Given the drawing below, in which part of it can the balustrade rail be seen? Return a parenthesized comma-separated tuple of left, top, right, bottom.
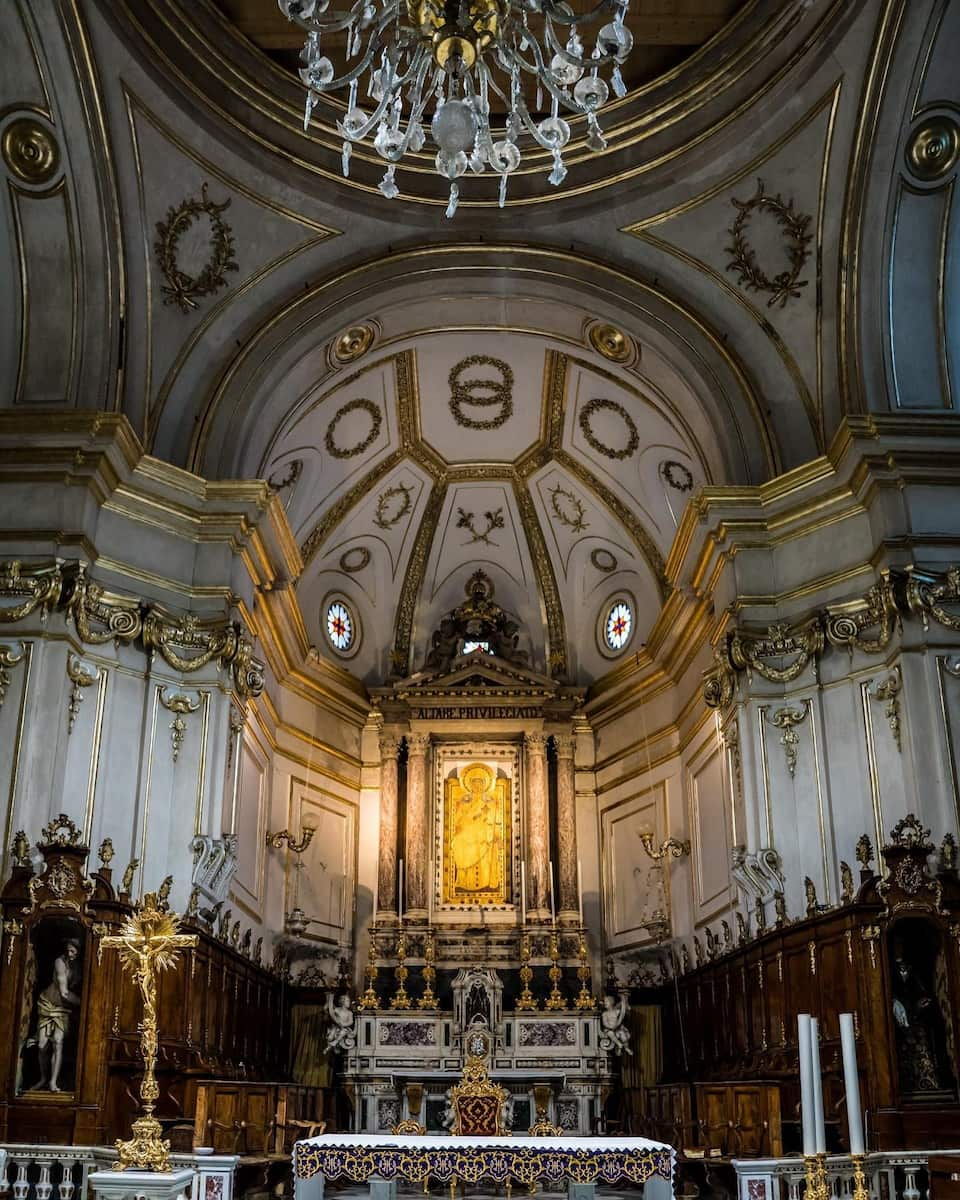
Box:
(731, 1151, 957, 1200)
(0, 1146, 238, 1200)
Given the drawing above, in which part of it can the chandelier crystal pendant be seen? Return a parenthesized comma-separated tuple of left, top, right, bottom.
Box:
(279, 0, 633, 216)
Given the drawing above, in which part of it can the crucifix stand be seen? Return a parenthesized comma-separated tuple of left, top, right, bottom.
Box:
(98, 892, 198, 1172)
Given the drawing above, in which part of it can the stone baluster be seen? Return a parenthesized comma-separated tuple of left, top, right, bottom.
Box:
(58, 1161, 77, 1200)
(12, 1160, 30, 1200)
(555, 732, 580, 924)
(405, 732, 431, 922)
(377, 732, 401, 921)
(524, 731, 550, 921)
(36, 1163, 53, 1200)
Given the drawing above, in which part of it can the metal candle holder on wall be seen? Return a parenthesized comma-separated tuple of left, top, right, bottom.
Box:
(516, 930, 538, 1010)
(265, 825, 317, 936)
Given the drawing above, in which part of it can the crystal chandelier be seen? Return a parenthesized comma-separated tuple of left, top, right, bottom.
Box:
(279, 0, 633, 216)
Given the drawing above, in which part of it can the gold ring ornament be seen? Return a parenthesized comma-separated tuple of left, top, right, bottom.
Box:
(2, 117, 59, 184)
(906, 115, 960, 183)
(324, 398, 383, 458)
(334, 323, 376, 363)
(588, 323, 633, 363)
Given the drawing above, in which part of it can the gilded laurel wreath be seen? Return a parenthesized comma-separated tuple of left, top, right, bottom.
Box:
(154, 183, 238, 313)
(325, 398, 383, 459)
(725, 179, 811, 308)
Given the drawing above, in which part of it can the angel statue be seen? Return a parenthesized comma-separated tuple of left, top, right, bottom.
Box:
(598, 992, 633, 1055)
(324, 992, 357, 1054)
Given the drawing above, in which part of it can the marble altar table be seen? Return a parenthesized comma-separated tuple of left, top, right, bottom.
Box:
(293, 1132, 674, 1200)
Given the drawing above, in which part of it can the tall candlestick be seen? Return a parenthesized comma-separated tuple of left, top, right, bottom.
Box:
(810, 1016, 826, 1153)
(520, 860, 527, 926)
(398, 858, 404, 923)
(548, 858, 556, 925)
(839, 1013, 865, 1154)
(428, 858, 434, 922)
(577, 858, 584, 925)
(798, 1014, 816, 1157)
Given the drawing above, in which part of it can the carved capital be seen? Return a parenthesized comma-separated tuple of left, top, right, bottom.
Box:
(407, 732, 430, 756)
(380, 732, 402, 760)
(524, 731, 548, 754)
(553, 733, 576, 760)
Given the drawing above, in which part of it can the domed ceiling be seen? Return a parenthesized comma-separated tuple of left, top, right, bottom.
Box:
(203, 287, 735, 688)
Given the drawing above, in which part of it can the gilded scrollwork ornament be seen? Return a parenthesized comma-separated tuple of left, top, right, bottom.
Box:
(768, 702, 810, 778)
(731, 619, 824, 684)
(0, 642, 25, 710)
(703, 639, 737, 709)
(0, 560, 62, 623)
(824, 573, 902, 655)
(10, 830, 31, 868)
(66, 654, 100, 735)
(159, 689, 201, 762)
(65, 564, 142, 646)
(870, 668, 903, 752)
(456, 506, 505, 546)
(906, 565, 960, 632)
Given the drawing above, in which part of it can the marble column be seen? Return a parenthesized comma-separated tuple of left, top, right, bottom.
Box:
(376, 732, 401, 921)
(404, 732, 430, 922)
(524, 731, 551, 922)
(555, 732, 580, 925)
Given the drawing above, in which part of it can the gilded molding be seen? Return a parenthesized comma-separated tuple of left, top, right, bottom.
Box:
(390, 481, 447, 675)
(514, 482, 568, 679)
(300, 450, 406, 563)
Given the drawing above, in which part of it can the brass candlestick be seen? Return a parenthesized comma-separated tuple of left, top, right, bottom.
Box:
(358, 925, 379, 1010)
(850, 1154, 868, 1200)
(516, 931, 538, 1010)
(391, 927, 412, 1009)
(99, 893, 198, 1170)
(817, 1153, 830, 1200)
(574, 931, 596, 1010)
(418, 928, 437, 1009)
(544, 929, 565, 1010)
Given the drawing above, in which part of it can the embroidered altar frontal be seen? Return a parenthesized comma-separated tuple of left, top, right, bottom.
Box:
(294, 1133, 674, 1188)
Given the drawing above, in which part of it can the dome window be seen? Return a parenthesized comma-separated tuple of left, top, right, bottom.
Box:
(602, 598, 633, 654)
(325, 599, 356, 653)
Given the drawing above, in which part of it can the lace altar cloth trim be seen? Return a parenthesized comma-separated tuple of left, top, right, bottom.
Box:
(293, 1134, 674, 1185)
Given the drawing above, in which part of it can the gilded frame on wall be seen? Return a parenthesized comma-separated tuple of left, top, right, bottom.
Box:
(443, 762, 511, 906)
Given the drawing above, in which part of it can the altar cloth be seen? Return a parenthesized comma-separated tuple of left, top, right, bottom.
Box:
(293, 1132, 674, 1188)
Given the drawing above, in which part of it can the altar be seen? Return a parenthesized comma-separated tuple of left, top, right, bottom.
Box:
(293, 1132, 675, 1200)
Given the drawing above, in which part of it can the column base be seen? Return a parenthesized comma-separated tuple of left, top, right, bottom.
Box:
(558, 909, 581, 926)
(377, 911, 399, 924)
(403, 908, 428, 923)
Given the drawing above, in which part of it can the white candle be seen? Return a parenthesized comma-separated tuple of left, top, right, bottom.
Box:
(520, 861, 527, 926)
(428, 858, 434, 921)
(577, 858, 584, 925)
(548, 859, 556, 924)
(798, 1014, 816, 1157)
(839, 1013, 865, 1154)
(398, 858, 404, 923)
(810, 1016, 827, 1153)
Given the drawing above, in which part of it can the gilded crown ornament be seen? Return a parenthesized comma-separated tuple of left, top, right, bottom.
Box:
(279, 0, 634, 216)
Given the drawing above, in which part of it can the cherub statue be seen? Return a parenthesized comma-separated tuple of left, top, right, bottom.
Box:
(325, 992, 357, 1053)
(598, 992, 633, 1055)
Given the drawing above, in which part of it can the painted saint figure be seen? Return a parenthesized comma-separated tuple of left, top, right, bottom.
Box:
(448, 764, 507, 900)
(33, 938, 82, 1091)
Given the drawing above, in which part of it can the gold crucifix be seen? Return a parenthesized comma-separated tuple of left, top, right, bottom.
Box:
(99, 892, 198, 1171)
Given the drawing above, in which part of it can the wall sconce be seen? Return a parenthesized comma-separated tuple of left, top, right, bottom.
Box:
(638, 832, 691, 861)
(265, 825, 319, 936)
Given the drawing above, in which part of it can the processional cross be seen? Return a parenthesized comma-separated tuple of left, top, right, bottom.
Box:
(99, 892, 198, 1171)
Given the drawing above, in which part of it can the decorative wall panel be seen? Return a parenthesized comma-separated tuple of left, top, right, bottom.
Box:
(232, 736, 267, 916)
(687, 744, 732, 922)
(601, 782, 667, 946)
(293, 776, 357, 943)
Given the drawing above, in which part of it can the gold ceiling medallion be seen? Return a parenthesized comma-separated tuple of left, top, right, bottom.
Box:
(267, 458, 303, 492)
(154, 183, 239, 313)
(725, 179, 811, 308)
(588, 323, 633, 364)
(456, 506, 505, 545)
(578, 397, 639, 461)
(325, 398, 384, 459)
(449, 356, 514, 430)
(549, 484, 589, 532)
(334, 323, 377, 364)
(2, 117, 60, 185)
(906, 115, 959, 183)
(660, 460, 694, 493)
(340, 546, 372, 573)
(589, 548, 617, 574)
(374, 482, 414, 529)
